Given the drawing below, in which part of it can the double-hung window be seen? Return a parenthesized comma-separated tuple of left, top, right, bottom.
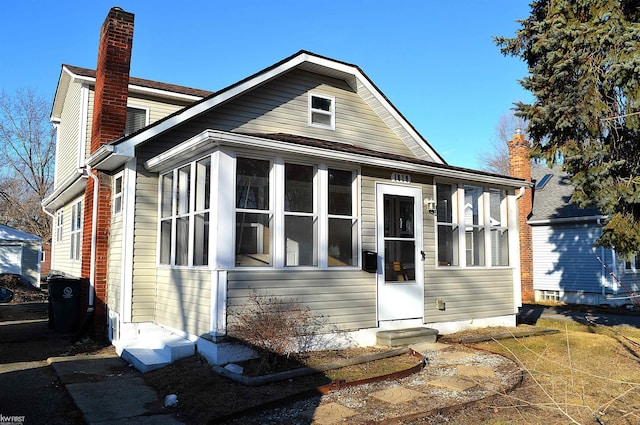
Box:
(113, 174, 123, 215)
(235, 157, 272, 267)
(624, 256, 640, 273)
(436, 183, 459, 266)
(70, 201, 82, 260)
(160, 156, 211, 266)
(55, 210, 64, 243)
(309, 94, 335, 129)
(489, 188, 509, 266)
(464, 185, 485, 267)
(285, 163, 317, 266)
(436, 183, 510, 268)
(125, 107, 148, 136)
(328, 168, 357, 266)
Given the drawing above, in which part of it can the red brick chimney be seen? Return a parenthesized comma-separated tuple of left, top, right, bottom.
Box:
(82, 7, 134, 339)
(508, 130, 534, 303)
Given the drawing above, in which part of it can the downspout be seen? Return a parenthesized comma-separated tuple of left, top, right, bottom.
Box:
(85, 165, 98, 309)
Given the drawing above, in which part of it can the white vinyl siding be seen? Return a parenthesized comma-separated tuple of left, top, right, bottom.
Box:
(108, 205, 123, 315)
(55, 82, 84, 183)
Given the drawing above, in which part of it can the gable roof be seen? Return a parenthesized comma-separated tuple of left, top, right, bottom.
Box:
(529, 165, 604, 224)
(51, 65, 214, 122)
(90, 50, 446, 168)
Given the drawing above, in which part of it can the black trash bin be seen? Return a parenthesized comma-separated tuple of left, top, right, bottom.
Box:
(48, 277, 83, 333)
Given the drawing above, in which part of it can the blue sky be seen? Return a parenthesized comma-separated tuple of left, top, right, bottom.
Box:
(1, 1, 533, 170)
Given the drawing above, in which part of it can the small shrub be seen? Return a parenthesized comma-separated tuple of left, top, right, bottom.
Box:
(228, 291, 325, 374)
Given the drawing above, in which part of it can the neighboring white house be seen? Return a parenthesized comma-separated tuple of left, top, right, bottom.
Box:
(0, 224, 42, 287)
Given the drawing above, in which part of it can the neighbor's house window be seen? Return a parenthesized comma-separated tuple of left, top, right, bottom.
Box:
(160, 156, 211, 266)
(624, 256, 640, 273)
(70, 201, 82, 260)
(285, 163, 317, 266)
(328, 168, 358, 266)
(436, 183, 510, 267)
(235, 157, 272, 267)
(113, 174, 123, 215)
(309, 93, 335, 129)
(125, 106, 148, 136)
(490, 188, 509, 266)
(436, 183, 459, 266)
(55, 210, 64, 243)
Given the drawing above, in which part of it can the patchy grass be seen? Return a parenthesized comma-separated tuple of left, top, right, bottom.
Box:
(404, 321, 640, 425)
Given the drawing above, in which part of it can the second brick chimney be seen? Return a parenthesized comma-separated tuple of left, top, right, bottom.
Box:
(82, 7, 135, 339)
(508, 130, 535, 303)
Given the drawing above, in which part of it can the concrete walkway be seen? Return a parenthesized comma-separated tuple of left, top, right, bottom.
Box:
(48, 354, 183, 425)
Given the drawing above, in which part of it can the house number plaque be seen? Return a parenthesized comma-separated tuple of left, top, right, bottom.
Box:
(391, 172, 411, 183)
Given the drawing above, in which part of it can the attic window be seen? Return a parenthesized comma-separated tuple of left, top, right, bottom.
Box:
(125, 107, 148, 136)
(309, 94, 335, 129)
(536, 174, 552, 190)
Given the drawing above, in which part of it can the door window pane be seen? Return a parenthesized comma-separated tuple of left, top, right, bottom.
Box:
(384, 240, 415, 282)
(384, 195, 414, 238)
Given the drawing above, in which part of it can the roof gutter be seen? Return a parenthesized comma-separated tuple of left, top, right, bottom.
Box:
(528, 215, 609, 225)
(144, 130, 527, 188)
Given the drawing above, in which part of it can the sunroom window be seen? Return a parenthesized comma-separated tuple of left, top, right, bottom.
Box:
(436, 183, 459, 266)
(159, 156, 211, 266)
(309, 94, 335, 129)
(436, 183, 510, 268)
(285, 163, 317, 266)
(489, 188, 509, 266)
(464, 185, 485, 267)
(235, 157, 272, 267)
(328, 169, 357, 266)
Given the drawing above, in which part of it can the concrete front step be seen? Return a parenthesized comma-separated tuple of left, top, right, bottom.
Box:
(376, 327, 438, 347)
(117, 324, 195, 373)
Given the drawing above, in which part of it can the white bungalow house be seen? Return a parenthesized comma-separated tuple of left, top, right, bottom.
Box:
(43, 7, 529, 371)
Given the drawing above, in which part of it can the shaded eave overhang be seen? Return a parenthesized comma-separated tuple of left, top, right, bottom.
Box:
(42, 169, 87, 210)
(109, 50, 446, 165)
(143, 130, 527, 189)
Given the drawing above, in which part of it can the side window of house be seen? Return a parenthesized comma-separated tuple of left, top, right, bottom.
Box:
(70, 201, 82, 260)
(328, 168, 357, 267)
(159, 156, 211, 266)
(624, 256, 640, 273)
(235, 157, 272, 267)
(125, 107, 147, 136)
(436, 183, 459, 266)
(113, 174, 123, 215)
(55, 210, 64, 243)
(285, 163, 317, 266)
(309, 93, 335, 129)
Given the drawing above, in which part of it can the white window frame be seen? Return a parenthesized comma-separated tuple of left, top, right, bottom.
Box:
(234, 154, 359, 269)
(159, 155, 212, 267)
(435, 182, 512, 269)
(55, 209, 64, 243)
(308, 93, 335, 130)
(113, 172, 124, 215)
(284, 162, 318, 267)
(70, 201, 82, 261)
(125, 105, 149, 136)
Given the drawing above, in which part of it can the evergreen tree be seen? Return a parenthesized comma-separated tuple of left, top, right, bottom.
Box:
(496, 0, 640, 255)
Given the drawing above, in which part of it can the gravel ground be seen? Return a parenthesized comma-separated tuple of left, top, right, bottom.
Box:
(224, 345, 522, 424)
